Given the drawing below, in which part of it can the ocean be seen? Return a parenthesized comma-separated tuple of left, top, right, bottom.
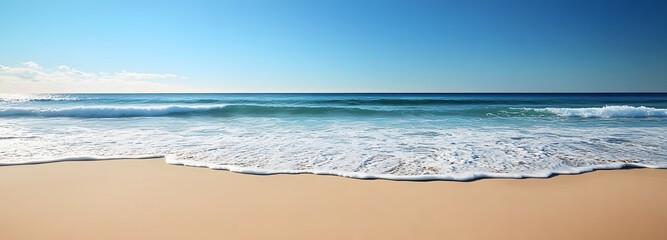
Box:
(1, 93, 666, 180)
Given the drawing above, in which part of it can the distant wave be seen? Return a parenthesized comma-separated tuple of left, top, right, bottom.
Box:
(535, 106, 667, 118)
(309, 98, 667, 106)
(1, 104, 666, 118)
(0, 105, 388, 118)
(0, 105, 218, 118)
(4, 94, 667, 108)
(55, 98, 546, 105)
(40, 98, 667, 106)
(296, 99, 544, 106)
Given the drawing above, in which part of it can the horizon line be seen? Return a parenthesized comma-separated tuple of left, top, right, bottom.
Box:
(6, 92, 667, 95)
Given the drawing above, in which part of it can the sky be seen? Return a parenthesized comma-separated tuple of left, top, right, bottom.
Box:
(1, 0, 666, 93)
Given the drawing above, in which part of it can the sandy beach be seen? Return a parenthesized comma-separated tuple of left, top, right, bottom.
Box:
(1, 158, 666, 240)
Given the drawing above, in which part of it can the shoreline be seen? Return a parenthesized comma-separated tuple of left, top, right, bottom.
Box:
(2, 155, 665, 181)
(2, 158, 666, 240)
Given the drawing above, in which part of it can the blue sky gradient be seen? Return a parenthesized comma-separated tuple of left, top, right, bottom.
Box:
(1, 0, 666, 92)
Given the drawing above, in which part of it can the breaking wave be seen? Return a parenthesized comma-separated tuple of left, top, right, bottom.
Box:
(1, 105, 666, 118)
(536, 105, 667, 118)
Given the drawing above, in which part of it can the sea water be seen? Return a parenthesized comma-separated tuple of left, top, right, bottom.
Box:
(1, 93, 666, 180)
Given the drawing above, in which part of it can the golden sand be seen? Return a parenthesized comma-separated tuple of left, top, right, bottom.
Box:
(1, 158, 666, 240)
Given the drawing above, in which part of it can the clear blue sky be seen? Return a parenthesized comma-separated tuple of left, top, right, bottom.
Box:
(1, 0, 666, 93)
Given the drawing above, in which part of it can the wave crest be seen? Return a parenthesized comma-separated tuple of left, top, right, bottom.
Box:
(538, 106, 667, 118)
(0, 105, 218, 117)
(2, 104, 666, 118)
(0, 105, 386, 118)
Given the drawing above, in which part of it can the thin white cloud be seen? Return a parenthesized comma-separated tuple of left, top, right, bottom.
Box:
(0, 61, 190, 93)
(113, 70, 179, 80)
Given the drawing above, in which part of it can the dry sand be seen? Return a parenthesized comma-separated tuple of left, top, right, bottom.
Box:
(1, 158, 666, 240)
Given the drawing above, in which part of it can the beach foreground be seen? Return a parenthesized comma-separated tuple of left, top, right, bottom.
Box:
(1, 159, 666, 240)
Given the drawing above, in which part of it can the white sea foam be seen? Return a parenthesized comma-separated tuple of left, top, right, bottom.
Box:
(539, 105, 667, 118)
(0, 152, 664, 181)
(1, 116, 666, 181)
(167, 157, 666, 181)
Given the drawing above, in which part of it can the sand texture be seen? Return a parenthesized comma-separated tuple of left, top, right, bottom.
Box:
(1, 158, 666, 240)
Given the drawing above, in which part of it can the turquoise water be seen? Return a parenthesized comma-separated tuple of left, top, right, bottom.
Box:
(1, 93, 666, 180)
